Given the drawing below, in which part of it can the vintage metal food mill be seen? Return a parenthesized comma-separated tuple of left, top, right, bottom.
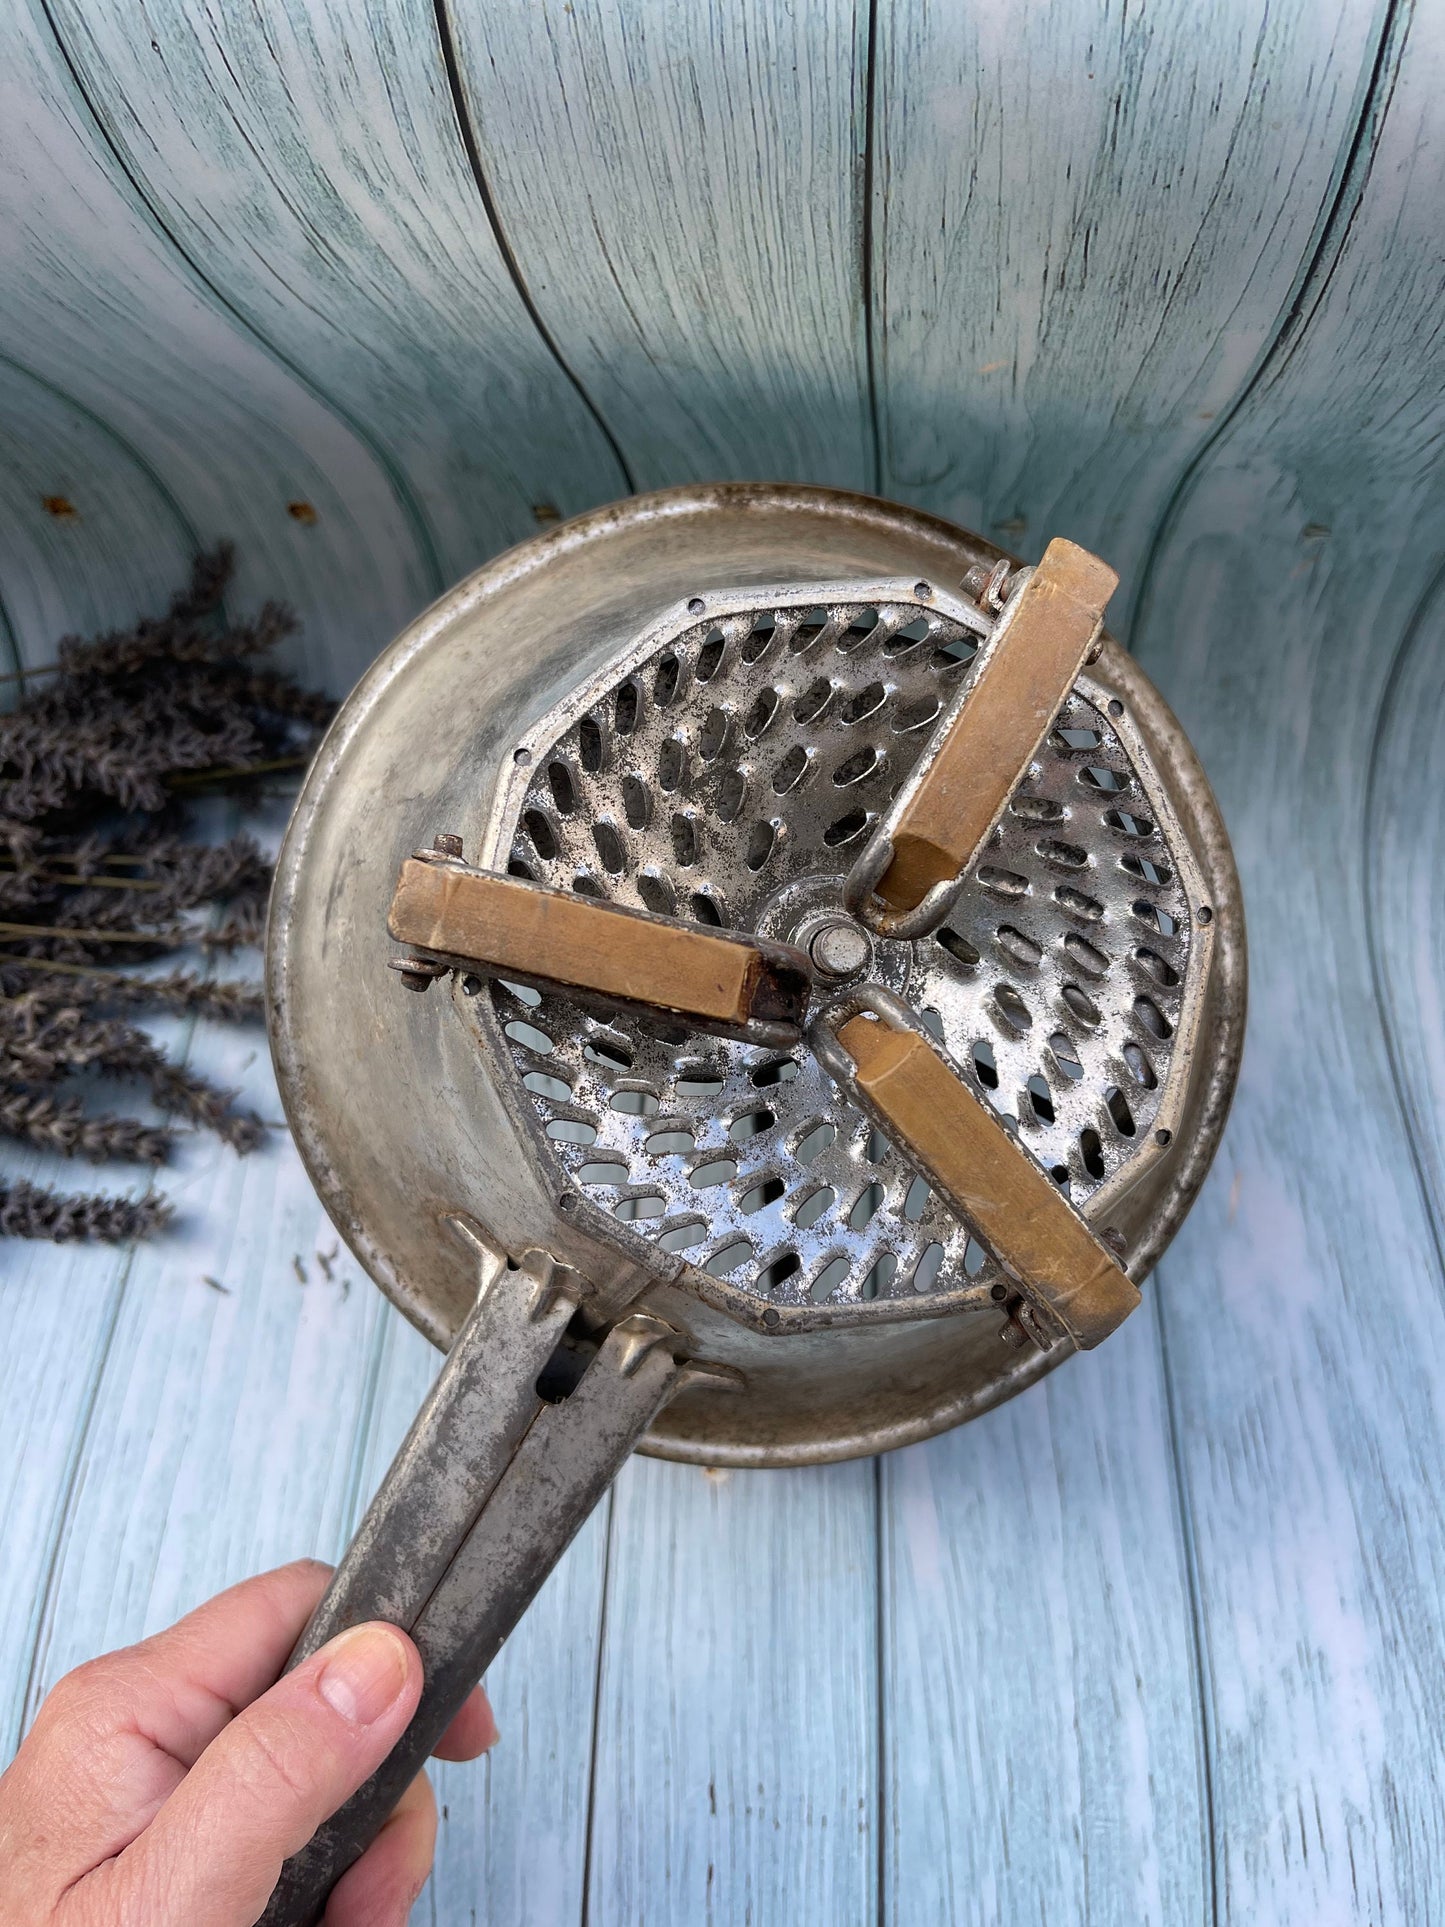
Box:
(262, 485, 1245, 1920)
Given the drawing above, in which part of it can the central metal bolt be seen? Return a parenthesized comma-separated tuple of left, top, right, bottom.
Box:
(809, 918, 872, 982)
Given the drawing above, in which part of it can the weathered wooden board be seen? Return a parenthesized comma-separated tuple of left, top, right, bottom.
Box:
(40, 0, 632, 600)
(1123, 3, 1445, 1913)
(0, 0, 432, 689)
(871, 0, 1390, 616)
(441, 0, 875, 491)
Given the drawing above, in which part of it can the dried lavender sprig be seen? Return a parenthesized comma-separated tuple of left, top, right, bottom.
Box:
(0, 1086, 172, 1164)
(0, 962, 265, 1023)
(0, 1177, 173, 1243)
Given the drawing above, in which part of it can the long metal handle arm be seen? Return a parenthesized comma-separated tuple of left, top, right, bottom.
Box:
(258, 1294, 695, 1927)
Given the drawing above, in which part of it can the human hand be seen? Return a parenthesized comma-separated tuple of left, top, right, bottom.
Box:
(0, 1559, 496, 1927)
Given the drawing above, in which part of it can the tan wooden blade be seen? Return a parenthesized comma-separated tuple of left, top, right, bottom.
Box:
(873, 537, 1118, 913)
(834, 1009, 1139, 1349)
(388, 858, 811, 1039)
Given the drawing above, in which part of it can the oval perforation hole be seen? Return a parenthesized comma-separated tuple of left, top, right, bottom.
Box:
(837, 607, 881, 652)
(1063, 933, 1109, 977)
(610, 1088, 660, 1117)
(715, 766, 747, 822)
(1134, 994, 1173, 1040)
(1038, 837, 1089, 870)
(579, 1155, 629, 1185)
(505, 1018, 555, 1055)
(824, 807, 870, 847)
(1135, 945, 1180, 987)
(657, 739, 686, 793)
(507, 855, 538, 880)
(1010, 794, 1064, 822)
(795, 1120, 837, 1165)
(972, 1039, 999, 1089)
(1104, 1086, 1136, 1138)
(978, 866, 1029, 898)
(860, 1252, 898, 1300)
(614, 1193, 667, 1222)
(592, 821, 625, 874)
(658, 1218, 707, 1253)
(730, 1106, 776, 1144)
(1105, 808, 1154, 837)
(691, 1155, 739, 1187)
(646, 1127, 696, 1157)
(752, 1059, 799, 1088)
(793, 676, 834, 725)
(572, 874, 605, 898)
(1121, 852, 1172, 886)
(1079, 1127, 1106, 1178)
(788, 608, 828, 654)
(1053, 725, 1103, 751)
(614, 681, 640, 736)
(705, 1238, 752, 1277)
(547, 1117, 598, 1145)
(500, 979, 541, 1006)
(1061, 983, 1101, 1027)
(699, 705, 730, 762)
(937, 928, 981, 968)
(690, 890, 723, 926)
(1132, 899, 1177, 936)
(745, 687, 780, 738)
(833, 745, 882, 787)
(841, 680, 887, 724)
(849, 1182, 886, 1231)
(746, 820, 777, 871)
(912, 1243, 945, 1292)
(740, 1176, 786, 1215)
(773, 744, 809, 793)
(637, 871, 675, 917)
(676, 1063, 724, 1096)
(1056, 885, 1105, 921)
(1079, 764, 1127, 792)
(811, 1255, 852, 1302)
(884, 615, 932, 654)
(997, 925, 1042, 968)
(583, 1033, 633, 1069)
(993, 984, 1033, 1032)
(621, 773, 651, 830)
(903, 1175, 930, 1222)
(523, 809, 558, 860)
(793, 1186, 835, 1229)
(1026, 1074, 1055, 1123)
(653, 652, 682, 706)
(740, 617, 777, 663)
(546, 761, 577, 814)
(696, 629, 726, 682)
(892, 692, 942, 733)
(757, 1251, 801, 1292)
(578, 714, 605, 774)
(1123, 1041, 1156, 1089)
(1049, 1032, 1083, 1081)
(671, 813, 698, 867)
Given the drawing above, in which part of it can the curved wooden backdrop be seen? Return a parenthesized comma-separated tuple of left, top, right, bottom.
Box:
(3, 1, 1443, 1921)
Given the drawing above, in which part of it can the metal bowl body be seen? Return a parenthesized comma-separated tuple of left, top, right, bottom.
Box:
(267, 485, 1245, 1467)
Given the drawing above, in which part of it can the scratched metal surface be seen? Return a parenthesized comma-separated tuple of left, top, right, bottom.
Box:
(2, 1, 1442, 1920)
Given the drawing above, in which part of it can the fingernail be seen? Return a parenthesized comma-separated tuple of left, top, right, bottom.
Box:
(316, 1623, 411, 1726)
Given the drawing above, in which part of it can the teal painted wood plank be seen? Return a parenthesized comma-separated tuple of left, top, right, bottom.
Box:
(0, 355, 196, 668)
(449, 0, 874, 490)
(882, 1299, 1207, 1926)
(586, 1455, 878, 1926)
(871, 0, 1390, 616)
(42, 0, 631, 615)
(1125, 5, 1445, 1913)
(1367, 568, 1445, 1241)
(346, 1303, 610, 1927)
(0, 0, 433, 691)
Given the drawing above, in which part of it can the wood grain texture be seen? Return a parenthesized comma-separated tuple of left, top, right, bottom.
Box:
(1125, 3, 1445, 1913)
(0, 357, 197, 671)
(870, 0, 1390, 614)
(447, 0, 874, 490)
(40, 0, 631, 606)
(586, 1453, 878, 1925)
(0, 0, 433, 691)
(882, 1302, 1207, 1925)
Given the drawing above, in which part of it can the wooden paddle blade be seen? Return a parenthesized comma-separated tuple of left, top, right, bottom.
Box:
(830, 1005, 1139, 1349)
(387, 857, 812, 1043)
(848, 538, 1118, 936)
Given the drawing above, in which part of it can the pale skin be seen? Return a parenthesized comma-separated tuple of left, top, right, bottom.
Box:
(0, 1560, 496, 1927)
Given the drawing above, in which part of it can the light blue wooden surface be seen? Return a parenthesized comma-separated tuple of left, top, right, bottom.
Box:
(3, 1, 1443, 1921)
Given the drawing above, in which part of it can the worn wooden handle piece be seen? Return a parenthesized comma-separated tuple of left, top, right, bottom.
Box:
(875, 538, 1119, 912)
(388, 858, 810, 1034)
(836, 1012, 1139, 1348)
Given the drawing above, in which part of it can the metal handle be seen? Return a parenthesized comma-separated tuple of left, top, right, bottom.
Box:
(257, 1235, 702, 1927)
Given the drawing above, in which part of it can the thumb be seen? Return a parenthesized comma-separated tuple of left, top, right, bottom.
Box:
(94, 1622, 422, 1927)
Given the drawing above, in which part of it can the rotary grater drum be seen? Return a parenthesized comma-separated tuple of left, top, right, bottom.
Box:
(262, 486, 1244, 1921)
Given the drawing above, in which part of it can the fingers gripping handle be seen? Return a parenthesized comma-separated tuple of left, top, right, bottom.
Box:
(258, 1278, 694, 1926)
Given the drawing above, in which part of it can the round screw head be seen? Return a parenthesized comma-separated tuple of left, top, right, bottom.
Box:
(808, 919, 872, 981)
(433, 832, 464, 858)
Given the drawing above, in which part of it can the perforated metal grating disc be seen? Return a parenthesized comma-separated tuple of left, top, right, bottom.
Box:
(483, 583, 1209, 1329)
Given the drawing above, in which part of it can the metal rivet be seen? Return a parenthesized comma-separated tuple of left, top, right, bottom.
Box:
(461, 974, 483, 996)
(808, 919, 872, 981)
(433, 833, 464, 858)
(762, 1307, 781, 1328)
(1197, 905, 1213, 924)
(1108, 698, 1125, 718)
(514, 747, 532, 765)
